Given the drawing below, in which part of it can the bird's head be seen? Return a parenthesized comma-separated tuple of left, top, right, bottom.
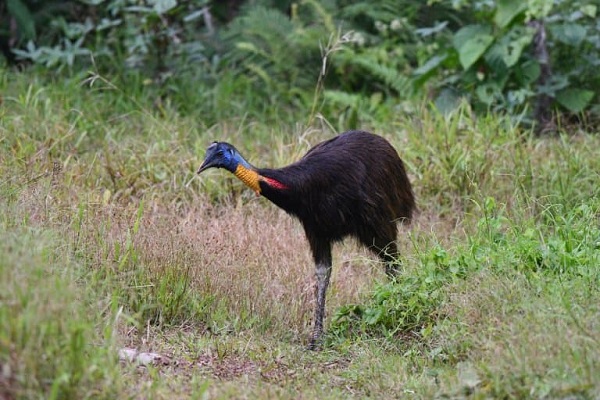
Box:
(197, 141, 287, 196)
(197, 142, 251, 174)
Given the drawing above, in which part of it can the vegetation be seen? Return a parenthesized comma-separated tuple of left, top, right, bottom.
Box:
(2, 0, 599, 129)
(1, 69, 599, 398)
(1, 0, 599, 398)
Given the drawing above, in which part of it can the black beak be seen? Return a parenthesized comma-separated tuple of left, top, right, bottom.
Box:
(197, 142, 222, 174)
(197, 159, 213, 174)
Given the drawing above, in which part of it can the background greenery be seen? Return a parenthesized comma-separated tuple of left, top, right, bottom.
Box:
(2, 0, 599, 130)
(1, 1, 599, 399)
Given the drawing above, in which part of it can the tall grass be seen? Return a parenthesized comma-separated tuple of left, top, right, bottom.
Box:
(1, 69, 599, 398)
(0, 225, 121, 398)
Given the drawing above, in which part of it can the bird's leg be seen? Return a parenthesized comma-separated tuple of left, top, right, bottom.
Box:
(374, 238, 401, 279)
(385, 253, 401, 278)
(307, 238, 332, 350)
(309, 259, 332, 350)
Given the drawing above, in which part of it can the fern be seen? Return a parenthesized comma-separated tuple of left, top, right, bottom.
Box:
(340, 0, 421, 27)
(324, 89, 362, 108)
(223, 6, 297, 65)
(334, 49, 413, 97)
(301, 0, 336, 33)
(354, 54, 412, 95)
(221, 4, 333, 107)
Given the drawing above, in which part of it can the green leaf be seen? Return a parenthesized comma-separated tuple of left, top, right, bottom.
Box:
(580, 4, 597, 18)
(452, 25, 491, 50)
(415, 21, 449, 37)
(453, 25, 494, 70)
(527, 0, 554, 18)
(476, 82, 502, 105)
(494, 0, 527, 28)
(365, 308, 383, 325)
(458, 35, 494, 70)
(413, 54, 447, 76)
(515, 60, 541, 85)
(150, 0, 177, 14)
(556, 88, 595, 113)
(551, 23, 587, 46)
(486, 26, 534, 68)
(503, 28, 534, 67)
(484, 44, 508, 75)
(7, 0, 36, 40)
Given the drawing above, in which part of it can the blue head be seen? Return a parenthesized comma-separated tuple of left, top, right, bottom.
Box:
(197, 142, 252, 174)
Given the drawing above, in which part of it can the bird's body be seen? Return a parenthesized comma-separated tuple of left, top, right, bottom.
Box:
(198, 130, 415, 348)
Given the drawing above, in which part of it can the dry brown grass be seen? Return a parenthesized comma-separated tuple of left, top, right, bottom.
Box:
(92, 197, 400, 338)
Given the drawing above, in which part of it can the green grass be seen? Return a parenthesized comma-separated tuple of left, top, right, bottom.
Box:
(1, 69, 599, 399)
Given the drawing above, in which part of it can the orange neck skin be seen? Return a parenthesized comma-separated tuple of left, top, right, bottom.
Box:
(234, 164, 261, 195)
(234, 165, 289, 195)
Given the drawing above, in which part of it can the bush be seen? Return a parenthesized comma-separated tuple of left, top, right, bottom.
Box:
(412, 0, 599, 128)
(2, 0, 599, 130)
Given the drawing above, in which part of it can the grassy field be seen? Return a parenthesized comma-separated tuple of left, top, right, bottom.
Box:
(1, 70, 599, 399)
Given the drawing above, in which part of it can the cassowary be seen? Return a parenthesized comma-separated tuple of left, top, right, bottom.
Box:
(197, 130, 415, 349)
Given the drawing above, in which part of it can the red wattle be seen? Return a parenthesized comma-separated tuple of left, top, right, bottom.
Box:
(262, 177, 289, 190)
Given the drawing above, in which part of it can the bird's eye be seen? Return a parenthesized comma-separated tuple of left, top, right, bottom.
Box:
(216, 150, 224, 156)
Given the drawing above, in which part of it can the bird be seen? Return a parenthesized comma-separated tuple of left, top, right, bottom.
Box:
(197, 130, 415, 349)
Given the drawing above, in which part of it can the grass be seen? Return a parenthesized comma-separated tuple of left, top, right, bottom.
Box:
(1, 69, 599, 399)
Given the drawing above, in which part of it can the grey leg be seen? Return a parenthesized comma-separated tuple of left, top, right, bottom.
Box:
(371, 236, 400, 279)
(383, 242, 400, 278)
(309, 260, 332, 350)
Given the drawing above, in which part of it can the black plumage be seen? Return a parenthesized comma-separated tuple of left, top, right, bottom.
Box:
(198, 130, 415, 349)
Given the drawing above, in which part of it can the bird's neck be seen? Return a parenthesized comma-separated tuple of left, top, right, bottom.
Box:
(234, 164, 261, 194)
(233, 164, 289, 195)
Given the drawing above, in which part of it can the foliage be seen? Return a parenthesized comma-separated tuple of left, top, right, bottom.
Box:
(329, 245, 466, 342)
(1, 0, 70, 44)
(5, 0, 214, 74)
(413, 0, 599, 122)
(218, 3, 329, 108)
(2, 0, 599, 129)
(330, 195, 600, 346)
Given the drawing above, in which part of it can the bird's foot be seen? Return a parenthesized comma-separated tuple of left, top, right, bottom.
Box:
(307, 339, 322, 351)
(307, 333, 323, 351)
(385, 263, 402, 280)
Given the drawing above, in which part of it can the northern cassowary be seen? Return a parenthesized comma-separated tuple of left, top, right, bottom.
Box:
(197, 130, 415, 349)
